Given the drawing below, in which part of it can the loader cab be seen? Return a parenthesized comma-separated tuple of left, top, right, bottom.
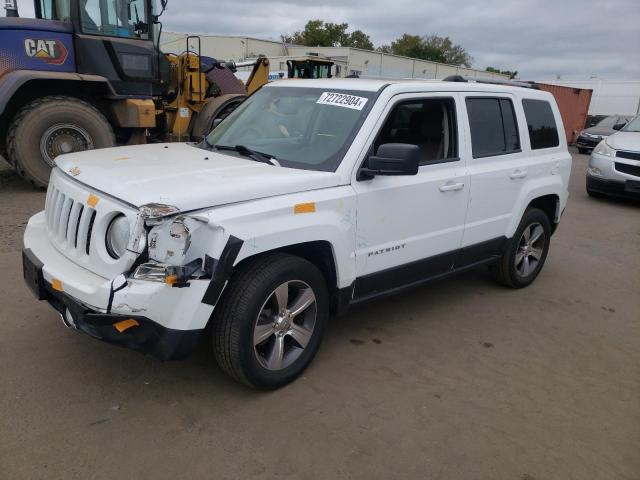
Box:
(286, 59, 337, 79)
(35, 0, 162, 96)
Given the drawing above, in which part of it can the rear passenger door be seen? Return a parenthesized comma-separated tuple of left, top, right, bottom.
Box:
(352, 93, 469, 298)
(458, 94, 528, 260)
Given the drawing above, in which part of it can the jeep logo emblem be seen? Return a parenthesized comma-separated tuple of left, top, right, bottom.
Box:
(23, 39, 68, 65)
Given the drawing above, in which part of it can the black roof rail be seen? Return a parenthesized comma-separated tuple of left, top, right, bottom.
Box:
(442, 75, 540, 90)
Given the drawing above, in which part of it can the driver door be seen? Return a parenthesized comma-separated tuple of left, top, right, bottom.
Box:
(73, 0, 156, 96)
(352, 93, 470, 299)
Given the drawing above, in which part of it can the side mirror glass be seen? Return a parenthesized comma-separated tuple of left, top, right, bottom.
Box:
(359, 143, 420, 180)
(612, 123, 625, 131)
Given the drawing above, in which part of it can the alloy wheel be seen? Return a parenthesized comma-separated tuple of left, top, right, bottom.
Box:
(515, 222, 545, 277)
(253, 280, 317, 371)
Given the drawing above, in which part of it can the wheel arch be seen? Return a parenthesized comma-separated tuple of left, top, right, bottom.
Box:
(0, 71, 119, 157)
(507, 180, 562, 238)
(527, 194, 560, 233)
(233, 240, 346, 315)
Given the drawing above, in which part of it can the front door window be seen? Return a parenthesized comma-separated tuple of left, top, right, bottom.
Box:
(80, 0, 149, 39)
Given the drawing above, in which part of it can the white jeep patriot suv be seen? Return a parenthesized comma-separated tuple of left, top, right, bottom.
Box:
(23, 78, 571, 389)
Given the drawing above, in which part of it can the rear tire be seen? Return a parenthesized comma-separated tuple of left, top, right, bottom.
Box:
(212, 253, 328, 389)
(7, 96, 115, 187)
(490, 208, 552, 289)
(578, 147, 590, 155)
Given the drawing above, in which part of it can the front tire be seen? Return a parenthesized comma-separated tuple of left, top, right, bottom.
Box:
(7, 96, 115, 187)
(212, 253, 328, 389)
(490, 208, 552, 288)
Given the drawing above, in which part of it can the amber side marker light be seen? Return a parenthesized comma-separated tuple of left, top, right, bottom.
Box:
(51, 279, 64, 292)
(164, 275, 178, 285)
(113, 318, 140, 333)
(294, 202, 316, 214)
(87, 194, 100, 208)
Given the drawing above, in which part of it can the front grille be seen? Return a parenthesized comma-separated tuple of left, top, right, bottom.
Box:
(45, 184, 96, 255)
(615, 162, 640, 178)
(43, 169, 139, 280)
(616, 150, 640, 161)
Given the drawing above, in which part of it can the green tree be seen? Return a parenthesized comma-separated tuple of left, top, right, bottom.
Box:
(346, 29, 375, 50)
(379, 34, 472, 67)
(486, 66, 518, 79)
(282, 20, 373, 50)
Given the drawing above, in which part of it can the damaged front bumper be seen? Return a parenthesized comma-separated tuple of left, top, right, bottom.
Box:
(23, 212, 215, 360)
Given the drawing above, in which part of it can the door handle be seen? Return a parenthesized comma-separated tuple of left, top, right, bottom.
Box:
(439, 181, 465, 192)
(510, 169, 528, 180)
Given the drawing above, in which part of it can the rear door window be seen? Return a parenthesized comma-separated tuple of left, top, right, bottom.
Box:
(465, 97, 521, 158)
(522, 99, 560, 149)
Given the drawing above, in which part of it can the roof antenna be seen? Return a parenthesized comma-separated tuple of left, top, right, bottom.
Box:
(4, 0, 19, 17)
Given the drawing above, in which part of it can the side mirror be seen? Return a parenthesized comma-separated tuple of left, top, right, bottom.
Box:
(211, 118, 223, 130)
(359, 143, 420, 180)
(612, 123, 625, 131)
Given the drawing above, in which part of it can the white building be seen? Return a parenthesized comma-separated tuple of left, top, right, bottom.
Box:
(160, 32, 508, 81)
(540, 80, 640, 116)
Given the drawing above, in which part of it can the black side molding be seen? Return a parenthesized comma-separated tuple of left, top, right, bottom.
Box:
(201, 235, 244, 306)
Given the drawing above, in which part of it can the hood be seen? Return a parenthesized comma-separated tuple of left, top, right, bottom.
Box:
(582, 126, 615, 137)
(55, 143, 342, 211)
(606, 131, 640, 152)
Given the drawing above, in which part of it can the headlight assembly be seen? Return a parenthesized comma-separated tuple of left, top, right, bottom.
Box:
(105, 214, 131, 259)
(593, 140, 615, 157)
(132, 259, 203, 285)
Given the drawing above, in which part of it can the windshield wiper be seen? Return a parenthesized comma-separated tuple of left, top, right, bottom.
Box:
(214, 144, 279, 166)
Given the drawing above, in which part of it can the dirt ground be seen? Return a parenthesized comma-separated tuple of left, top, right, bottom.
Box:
(0, 151, 638, 480)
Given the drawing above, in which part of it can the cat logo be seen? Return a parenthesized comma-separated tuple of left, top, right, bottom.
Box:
(23, 39, 68, 65)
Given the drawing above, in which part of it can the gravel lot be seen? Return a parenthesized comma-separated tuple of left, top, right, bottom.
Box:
(0, 151, 638, 480)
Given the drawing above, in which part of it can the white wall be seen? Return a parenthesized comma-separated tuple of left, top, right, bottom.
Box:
(541, 80, 640, 116)
(289, 46, 507, 80)
(162, 35, 507, 81)
(160, 33, 286, 62)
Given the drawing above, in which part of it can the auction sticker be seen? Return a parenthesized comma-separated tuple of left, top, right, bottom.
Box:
(317, 92, 368, 110)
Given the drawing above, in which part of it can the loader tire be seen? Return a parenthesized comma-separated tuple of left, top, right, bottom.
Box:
(7, 96, 115, 187)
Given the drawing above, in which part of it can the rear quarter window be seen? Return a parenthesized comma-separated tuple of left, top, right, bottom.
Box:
(522, 99, 560, 149)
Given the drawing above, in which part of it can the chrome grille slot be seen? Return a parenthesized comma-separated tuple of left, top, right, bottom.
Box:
(75, 207, 94, 255)
(67, 203, 84, 249)
(47, 187, 60, 231)
(86, 210, 96, 255)
(52, 193, 66, 238)
(58, 197, 73, 241)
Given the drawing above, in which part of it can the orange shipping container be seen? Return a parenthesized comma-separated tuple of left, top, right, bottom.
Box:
(536, 83, 593, 144)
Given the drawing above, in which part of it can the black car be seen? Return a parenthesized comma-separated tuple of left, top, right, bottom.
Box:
(576, 115, 632, 154)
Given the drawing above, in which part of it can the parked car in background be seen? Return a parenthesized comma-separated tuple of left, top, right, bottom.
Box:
(587, 115, 640, 199)
(576, 115, 632, 154)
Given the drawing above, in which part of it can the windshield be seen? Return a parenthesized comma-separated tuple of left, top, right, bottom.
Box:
(622, 115, 640, 132)
(204, 86, 376, 172)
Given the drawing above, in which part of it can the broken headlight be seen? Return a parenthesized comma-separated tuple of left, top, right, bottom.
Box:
(132, 258, 203, 285)
(139, 203, 181, 223)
